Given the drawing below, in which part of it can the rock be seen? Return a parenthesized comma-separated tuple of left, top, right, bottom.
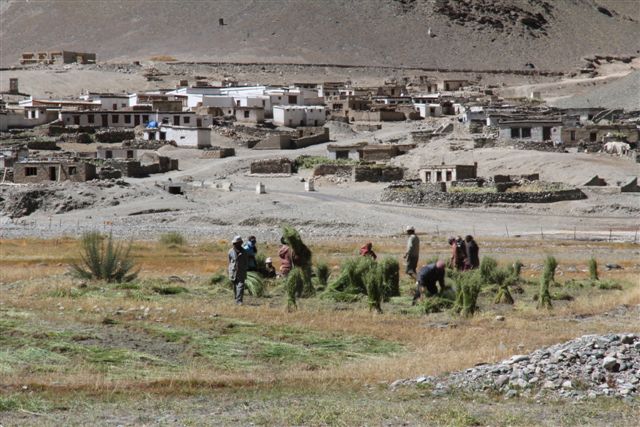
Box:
(621, 334, 636, 344)
(562, 380, 573, 389)
(505, 389, 518, 399)
(495, 374, 510, 387)
(602, 357, 620, 372)
(495, 315, 505, 321)
(508, 355, 530, 364)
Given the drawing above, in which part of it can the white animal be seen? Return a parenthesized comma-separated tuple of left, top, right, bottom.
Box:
(603, 141, 630, 155)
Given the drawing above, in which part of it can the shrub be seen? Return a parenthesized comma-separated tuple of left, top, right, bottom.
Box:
(245, 271, 265, 297)
(588, 257, 599, 281)
(71, 232, 138, 283)
(598, 281, 622, 291)
(159, 232, 186, 246)
(293, 155, 356, 170)
(479, 256, 499, 283)
(537, 256, 556, 309)
(506, 260, 523, 279)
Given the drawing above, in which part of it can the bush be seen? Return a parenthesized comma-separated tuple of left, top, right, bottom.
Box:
(159, 232, 186, 246)
(588, 257, 599, 281)
(71, 232, 138, 283)
(293, 155, 356, 170)
(26, 139, 60, 150)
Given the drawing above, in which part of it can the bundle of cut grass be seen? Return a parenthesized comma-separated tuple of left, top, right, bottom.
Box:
(479, 256, 499, 283)
(379, 257, 400, 299)
(506, 260, 523, 279)
(493, 269, 515, 304)
(245, 271, 265, 297)
(452, 270, 483, 317)
(364, 262, 383, 313)
(537, 255, 556, 309)
(422, 296, 454, 314)
(285, 267, 306, 310)
(314, 261, 331, 290)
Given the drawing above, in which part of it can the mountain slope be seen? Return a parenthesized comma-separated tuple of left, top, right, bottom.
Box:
(1, 0, 639, 71)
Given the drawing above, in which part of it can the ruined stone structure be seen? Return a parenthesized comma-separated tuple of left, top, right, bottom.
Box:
(419, 164, 477, 184)
(249, 158, 293, 174)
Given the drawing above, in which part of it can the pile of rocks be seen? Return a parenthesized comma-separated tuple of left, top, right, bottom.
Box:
(391, 334, 639, 399)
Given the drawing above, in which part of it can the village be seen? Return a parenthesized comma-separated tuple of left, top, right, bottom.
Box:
(1, 50, 639, 242)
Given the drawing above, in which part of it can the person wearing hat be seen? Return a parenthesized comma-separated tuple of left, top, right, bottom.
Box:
(263, 257, 277, 278)
(404, 226, 420, 279)
(228, 235, 248, 304)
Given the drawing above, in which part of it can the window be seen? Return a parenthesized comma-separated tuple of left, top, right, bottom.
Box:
(124, 115, 131, 124)
(142, 115, 149, 123)
(159, 132, 166, 141)
(121, 103, 126, 108)
(336, 151, 349, 159)
(510, 128, 520, 138)
(148, 132, 156, 141)
(590, 132, 597, 142)
(424, 171, 431, 182)
(68, 166, 77, 175)
(183, 116, 190, 124)
(521, 127, 531, 138)
(112, 103, 117, 110)
(446, 170, 452, 181)
(112, 114, 119, 123)
(244, 110, 250, 118)
(570, 130, 576, 141)
(105, 150, 113, 159)
(236, 100, 241, 107)
(162, 117, 169, 124)
(436, 171, 442, 182)
(25, 167, 37, 176)
(173, 115, 180, 126)
(87, 114, 94, 124)
(126, 150, 134, 159)
(196, 118, 202, 127)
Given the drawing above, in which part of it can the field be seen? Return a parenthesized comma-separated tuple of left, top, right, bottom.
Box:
(1, 235, 639, 426)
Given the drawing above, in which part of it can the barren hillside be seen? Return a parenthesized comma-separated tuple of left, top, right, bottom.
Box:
(1, 0, 639, 71)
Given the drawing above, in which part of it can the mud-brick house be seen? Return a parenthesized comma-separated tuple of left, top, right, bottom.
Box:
(0, 146, 29, 168)
(326, 142, 368, 160)
(273, 106, 326, 127)
(13, 161, 96, 183)
(234, 106, 265, 124)
(561, 124, 638, 144)
(419, 163, 477, 184)
(498, 119, 562, 144)
(96, 147, 137, 160)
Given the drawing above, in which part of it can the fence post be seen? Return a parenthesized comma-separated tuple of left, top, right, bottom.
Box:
(634, 227, 638, 244)
(573, 226, 576, 241)
(540, 226, 544, 240)
(505, 225, 509, 238)
(609, 229, 612, 242)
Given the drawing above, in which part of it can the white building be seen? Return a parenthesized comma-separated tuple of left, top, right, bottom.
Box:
(59, 111, 211, 128)
(414, 103, 443, 118)
(79, 93, 136, 110)
(144, 125, 211, 148)
(272, 106, 326, 127)
(0, 107, 59, 131)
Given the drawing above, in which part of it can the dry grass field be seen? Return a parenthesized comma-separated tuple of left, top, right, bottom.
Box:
(1, 235, 639, 426)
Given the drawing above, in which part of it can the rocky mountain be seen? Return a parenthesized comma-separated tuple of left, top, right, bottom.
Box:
(1, 0, 639, 71)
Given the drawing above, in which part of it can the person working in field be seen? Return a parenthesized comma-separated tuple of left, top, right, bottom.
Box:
(404, 226, 420, 279)
(263, 257, 277, 278)
(465, 235, 480, 270)
(228, 235, 248, 305)
(359, 242, 377, 260)
(242, 235, 258, 272)
(278, 237, 293, 277)
(412, 260, 446, 305)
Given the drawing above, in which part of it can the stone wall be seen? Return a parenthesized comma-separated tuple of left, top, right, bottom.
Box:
(249, 158, 293, 174)
(382, 184, 586, 207)
(95, 129, 135, 143)
(354, 165, 404, 182)
(201, 148, 236, 158)
(312, 164, 354, 177)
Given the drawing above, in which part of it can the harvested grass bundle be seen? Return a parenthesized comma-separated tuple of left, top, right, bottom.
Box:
(314, 261, 331, 290)
(379, 257, 400, 299)
(588, 257, 599, 281)
(71, 232, 138, 283)
(285, 268, 305, 310)
(506, 260, 523, 279)
(537, 256, 556, 309)
(422, 296, 454, 314)
(364, 262, 383, 313)
(452, 270, 483, 317)
(479, 256, 498, 283)
(245, 271, 265, 297)
(494, 270, 515, 304)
